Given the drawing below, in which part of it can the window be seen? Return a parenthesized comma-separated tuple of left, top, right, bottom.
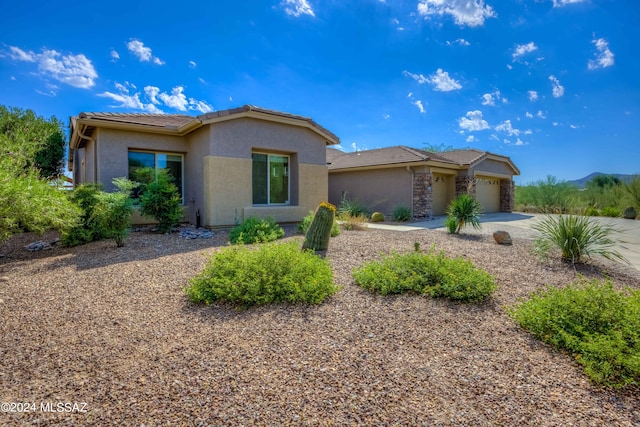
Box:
(128, 151, 184, 202)
(252, 153, 289, 205)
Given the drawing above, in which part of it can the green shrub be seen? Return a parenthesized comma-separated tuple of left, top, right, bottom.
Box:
(601, 207, 621, 218)
(392, 205, 412, 222)
(185, 241, 338, 306)
(444, 216, 458, 234)
(137, 169, 183, 233)
(446, 193, 482, 234)
(514, 176, 578, 214)
(353, 247, 497, 302)
(371, 212, 385, 222)
(91, 178, 136, 247)
(623, 206, 637, 220)
(509, 277, 640, 388)
(532, 215, 626, 264)
(229, 216, 284, 244)
(298, 210, 340, 237)
(584, 207, 600, 217)
(62, 184, 104, 246)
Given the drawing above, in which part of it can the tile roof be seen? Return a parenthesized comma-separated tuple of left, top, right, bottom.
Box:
(77, 112, 195, 128)
(327, 146, 458, 170)
(434, 149, 487, 165)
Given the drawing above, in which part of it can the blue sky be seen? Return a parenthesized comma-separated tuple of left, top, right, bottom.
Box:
(1, 0, 638, 183)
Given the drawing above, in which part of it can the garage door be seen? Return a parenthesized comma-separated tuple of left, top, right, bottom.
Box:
(432, 174, 455, 216)
(475, 176, 501, 213)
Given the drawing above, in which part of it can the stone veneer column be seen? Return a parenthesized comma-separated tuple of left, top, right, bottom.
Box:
(500, 179, 514, 212)
(412, 172, 433, 219)
(455, 176, 477, 198)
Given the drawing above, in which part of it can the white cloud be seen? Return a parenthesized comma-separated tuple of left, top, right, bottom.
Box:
(7, 46, 98, 89)
(512, 42, 537, 60)
(481, 90, 505, 106)
(127, 39, 164, 65)
(525, 112, 534, 118)
(495, 120, 520, 136)
(110, 50, 120, 62)
(552, 121, 559, 126)
(459, 110, 489, 131)
(99, 82, 212, 113)
(524, 129, 533, 135)
(515, 138, 527, 146)
(527, 90, 538, 101)
(429, 68, 462, 92)
(537, 110, 546, 119)
(466, 135, 476, 142)
(588, 38, 614, 70)
(417, 0, 496, 27)
(10, 75, 16, 80)
(549, 75, 564, 98)
(447, 38, 470, 46)
(383, 114, 391, 120)
(413, 100, 426, 113)
(189, 60, 197, 68)
(403, 71, 429, 84)
(282, 0, 315, 17)
(188, 98, 214, 113)
(552, 0, 586, 7)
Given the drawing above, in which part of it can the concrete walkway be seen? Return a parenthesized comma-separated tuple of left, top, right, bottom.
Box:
(367, 212, 640, 271)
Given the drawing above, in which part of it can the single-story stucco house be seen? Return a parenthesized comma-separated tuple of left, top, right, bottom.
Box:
(68, 105, 340, 227)
(327, 146, 520, 218)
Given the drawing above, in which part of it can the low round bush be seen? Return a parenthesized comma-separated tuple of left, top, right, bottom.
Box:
(509, 277, 640, 388)
(444, 216, 457, 234)
(185, 241, 338, 306)
(584, 207, 600, 217)
(371, 212, 385, 222)
(353, 248, 497, 302)
(229, 216, 284, 244)
(600, 207, 621, 217)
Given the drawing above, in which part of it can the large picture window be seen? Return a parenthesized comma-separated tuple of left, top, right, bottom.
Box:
(128, 151, 184, 202)
(252, 153, 289, 205)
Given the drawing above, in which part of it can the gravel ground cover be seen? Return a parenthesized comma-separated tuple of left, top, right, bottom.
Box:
(1, 226, 639, 426)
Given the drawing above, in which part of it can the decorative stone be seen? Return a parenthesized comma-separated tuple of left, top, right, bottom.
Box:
(24, 241, 53, 251)
(493, 231, 512, 245)
(179, 227, 214, 239)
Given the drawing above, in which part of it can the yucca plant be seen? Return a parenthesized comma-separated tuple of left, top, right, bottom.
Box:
(446, 193, 482, 234)
(532, 215, 627, 264)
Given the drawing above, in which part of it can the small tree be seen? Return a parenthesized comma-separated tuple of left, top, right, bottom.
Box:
(138, 169, 183, 233)
(92, 178, 136, 247)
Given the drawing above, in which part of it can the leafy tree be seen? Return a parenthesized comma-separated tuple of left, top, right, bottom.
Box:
(0, 132, 80, 243)
(587, 174, 622, 189)
(0, 105, 66, 179)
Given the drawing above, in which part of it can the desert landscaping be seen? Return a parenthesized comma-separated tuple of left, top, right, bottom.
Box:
(1, 224, 638, 426)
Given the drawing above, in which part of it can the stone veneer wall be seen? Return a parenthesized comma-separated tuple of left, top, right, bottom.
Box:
(455, 176, 477, 197)
(500, 179, 514, 212)
(412, 172, 433, 219)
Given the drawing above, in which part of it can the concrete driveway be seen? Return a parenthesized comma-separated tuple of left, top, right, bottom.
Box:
(368, 212, 640, 271)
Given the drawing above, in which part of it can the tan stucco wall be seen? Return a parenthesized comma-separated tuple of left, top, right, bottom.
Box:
(471, 158, 513, 176)
(209, 118, 328, 165)
(184, 126, 210, 224)
(328, 168, 413, 215)
(203, 156, 327, 226)
(432, 173, 456, 216)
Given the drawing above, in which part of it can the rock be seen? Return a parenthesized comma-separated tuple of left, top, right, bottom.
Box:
(179, 227, 214, 239)
(24, 241, 53, 251)
(493, 231, 512, 245)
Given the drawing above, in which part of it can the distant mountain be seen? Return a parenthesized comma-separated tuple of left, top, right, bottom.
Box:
(567, 172, 636, 188)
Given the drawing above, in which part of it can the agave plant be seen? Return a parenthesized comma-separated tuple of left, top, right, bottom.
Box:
(446, 193, 482, 234)
(532, 214, 627, 264)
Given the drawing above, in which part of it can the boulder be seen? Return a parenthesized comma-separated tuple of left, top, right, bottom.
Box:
(493, 231, 512, 245)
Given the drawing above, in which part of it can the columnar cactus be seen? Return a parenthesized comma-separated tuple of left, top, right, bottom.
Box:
(302, 202, 336, 252)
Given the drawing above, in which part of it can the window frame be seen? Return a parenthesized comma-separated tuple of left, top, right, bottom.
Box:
(252, 151, 290, 206)
(128, 150, 185, 205)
